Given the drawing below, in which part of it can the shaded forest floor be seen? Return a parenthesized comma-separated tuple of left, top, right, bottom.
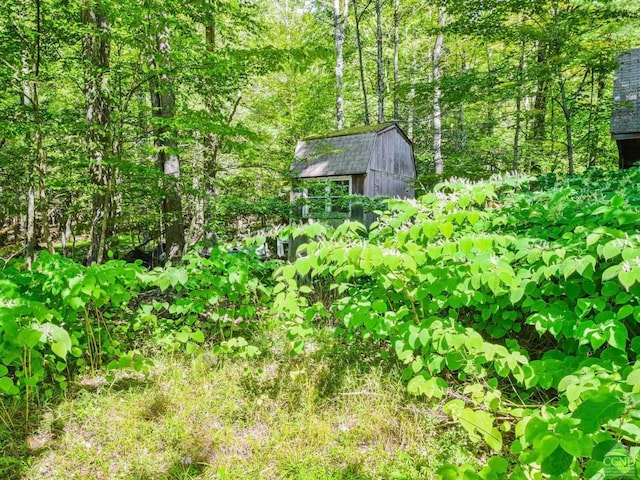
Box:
(2, 331, 476, 480)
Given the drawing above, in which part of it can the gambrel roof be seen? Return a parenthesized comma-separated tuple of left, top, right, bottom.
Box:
(292, 123, 412, 178)
(612, 47, 640, 138)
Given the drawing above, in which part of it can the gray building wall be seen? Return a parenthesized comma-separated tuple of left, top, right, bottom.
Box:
(365, 128, 416, 198)
(612, 47, 640, 137)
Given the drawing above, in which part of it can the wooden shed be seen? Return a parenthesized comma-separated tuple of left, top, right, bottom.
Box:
(612, 47, 640, 169)
(291, 123, 416, 221)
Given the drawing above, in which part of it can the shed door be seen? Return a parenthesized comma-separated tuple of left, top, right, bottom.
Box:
(617, 138, 640, 169)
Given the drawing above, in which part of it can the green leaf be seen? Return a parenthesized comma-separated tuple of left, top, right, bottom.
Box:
(603, 242, 621, 260)
(427, 245, 443, 260)
(487, 456, 508, 474)
(0, 377, 18, 395)
(51, 341, 69, 360)
(372, 299, 387, 313)
(474, 191, 487, 205)
(619, 270, 636, 291)
(41, 323, 72, 359)
(17, 329, 42, 348)
(626, 368, 640, 386)
(484, 428, 503, 452)
(617, 304, 634, 320)
(191, 330, 205, 343)
(559, 435, 583, 457)
(118, 355, 132, 369)
(540, 446, 574, 475)
(176, 331, 190, 343)
(602, 265, 621, 281)
(535, 434, 560, 461)
(156, 276, 171, 292)
(510, 288, 524, 304)
(446, 351, 466, 371)
(68, 296, 86, 310)
(407, 374, 447, 399)
(459, 237, 473, 253)
(296, 257, 311, 276)
(523, 417, 548, 445)
(573, 394, 626, 433)
(436, 465, 460, 480)
(467, 211, 481, 225)
(586, 233, 601, 248)
(439, 222, 455, 239)
(607, 322, 628, 350)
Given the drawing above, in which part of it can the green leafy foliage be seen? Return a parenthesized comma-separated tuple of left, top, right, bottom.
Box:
(276, 168, 640, 477)
(0, 247, 274, 403)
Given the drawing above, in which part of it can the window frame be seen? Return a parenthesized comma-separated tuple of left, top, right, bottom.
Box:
(300, 176, 352, 218)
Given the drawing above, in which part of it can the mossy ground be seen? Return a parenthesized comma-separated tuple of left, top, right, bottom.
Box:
(1, 334, 476, 480)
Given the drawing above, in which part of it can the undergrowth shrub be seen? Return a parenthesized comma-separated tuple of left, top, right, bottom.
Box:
(0, 246, 275, 411)
(275, 168, 640, 479)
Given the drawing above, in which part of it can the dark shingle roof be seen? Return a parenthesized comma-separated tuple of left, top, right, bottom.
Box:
(612, 47, 640, 136)
(292, 124, 395, 178)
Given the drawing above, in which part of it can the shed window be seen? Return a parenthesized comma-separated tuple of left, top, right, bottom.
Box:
(299, 177, 352, 218)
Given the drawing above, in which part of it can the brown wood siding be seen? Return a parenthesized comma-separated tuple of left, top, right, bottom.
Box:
(369, 128, 415, 177)
(365, 128, 415, 199)
(367, 170, 414, 198)
(352, 174, 366, 195)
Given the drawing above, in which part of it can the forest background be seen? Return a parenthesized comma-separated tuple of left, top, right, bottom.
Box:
(0, 0, 639, 263)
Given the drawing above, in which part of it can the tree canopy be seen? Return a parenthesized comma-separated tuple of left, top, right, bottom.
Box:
(0, 0, 639, 259)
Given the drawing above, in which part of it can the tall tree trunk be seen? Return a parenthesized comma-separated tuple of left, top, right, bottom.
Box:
(455, 52, 467, 150)
(393, 0, 400, 121)
(558, 75, 574, 175)
(25, 186, 36, 269)
(200, 19, 218, 239)
(149, 21, 184, 261)
(513, 98, 522, 174)
(485, 46, 495, 135)
(23, 56, 36, 269)
(353, 0, 370, 125)
(375, 0, 384, 123)
(26, 0, 52, 268)
(557, 70, 588, 175)
(432, 6, 445, 175)
(206, 24, 215, 49)
(407, 49, 416, 140)
(333, 0, 348, 129)
(34, 81, 52, 255)
(84, 0, 113, 265)
(587, 69, 605, 168)
(532, 43, 548, 140)
(513, 43, 525, 173)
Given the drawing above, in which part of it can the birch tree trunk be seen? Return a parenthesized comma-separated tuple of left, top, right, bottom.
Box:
(393, 0, 400, 121)
(333, 0, 348, 129)
(432, 6, 445, 175)
(375, 0, 384, 123)
(353, 0, 370, 125)
(33, 81, 52, 255)
(23, 57, 37, 269)
(407, 53, 416, 141)
(84, 0, 113, 265)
